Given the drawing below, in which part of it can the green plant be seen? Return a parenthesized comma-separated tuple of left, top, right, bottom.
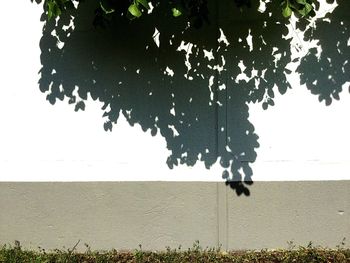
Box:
(32, 0, 317, 24)
(281, 0, 315, 17)
(1, 241, 350, 263)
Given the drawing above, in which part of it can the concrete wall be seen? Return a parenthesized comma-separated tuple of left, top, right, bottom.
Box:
(0, 0, 349, 251)
(1, 182, 349, 251)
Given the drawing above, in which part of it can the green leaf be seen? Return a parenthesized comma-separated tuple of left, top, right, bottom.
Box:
(137, 0, 150, 10)
(47, 1, 61, 20)
(47, 2, 53, 20)
(298, 3, 312, 17)
(128, 4, 142, 17)
(296, 0, 306, 4)
(282, 5, 292, 17)
(172, 7, 182, 17)
(304, 3, 313, 15)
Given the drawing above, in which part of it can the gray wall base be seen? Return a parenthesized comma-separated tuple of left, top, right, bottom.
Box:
(0, 182, 349, 251)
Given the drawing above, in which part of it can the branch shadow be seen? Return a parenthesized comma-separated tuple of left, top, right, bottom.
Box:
(37, 0, 349, 195)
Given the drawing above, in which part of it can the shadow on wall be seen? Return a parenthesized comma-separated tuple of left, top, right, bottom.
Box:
(296, 1, 349, 105)
(38, 0, 349, 195)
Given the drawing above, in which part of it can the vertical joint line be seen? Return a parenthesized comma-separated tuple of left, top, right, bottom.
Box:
(214, 0, 220, 158)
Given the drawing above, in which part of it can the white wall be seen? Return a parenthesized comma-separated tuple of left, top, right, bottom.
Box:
(0, 1, 349, 251)
(0, 1, 349, 182)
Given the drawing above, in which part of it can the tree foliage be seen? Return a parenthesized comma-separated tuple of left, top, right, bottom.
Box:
(33, 0, 317, 26)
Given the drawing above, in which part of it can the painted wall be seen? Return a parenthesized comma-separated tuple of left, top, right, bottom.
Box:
(1, 182, 349, 251)
(0, 1, 349, 183)
(0, 0, 349, 250)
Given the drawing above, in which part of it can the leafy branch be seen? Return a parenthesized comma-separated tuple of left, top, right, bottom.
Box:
(33, 0, 317, 24)
(281, 0, 315, 18)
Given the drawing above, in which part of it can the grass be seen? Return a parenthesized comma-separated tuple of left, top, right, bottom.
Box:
(0, 241, 349, 263)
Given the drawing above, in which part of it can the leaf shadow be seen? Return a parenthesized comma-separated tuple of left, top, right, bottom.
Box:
(38, 0, 349, 195)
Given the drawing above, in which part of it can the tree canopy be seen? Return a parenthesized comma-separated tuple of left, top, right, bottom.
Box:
(34, 0, 317, 26)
